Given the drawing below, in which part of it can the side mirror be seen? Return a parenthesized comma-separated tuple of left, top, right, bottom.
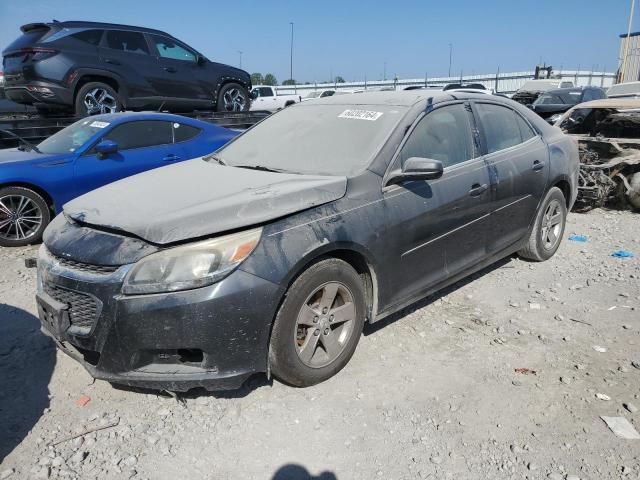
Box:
(196, 54, 206, 65)
(95, 139, 118, 159)
(386, 157, 444, 186)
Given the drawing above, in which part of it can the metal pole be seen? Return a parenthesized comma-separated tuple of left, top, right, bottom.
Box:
(238, 50, 243, 69)
(383, 62, 387, 81)
(289, 22, 294, 83)
(622, 0, 636, 83)
(448, 43, 452, 78)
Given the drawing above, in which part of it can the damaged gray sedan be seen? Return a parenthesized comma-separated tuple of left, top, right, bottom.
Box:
(36, 91, 578, 391)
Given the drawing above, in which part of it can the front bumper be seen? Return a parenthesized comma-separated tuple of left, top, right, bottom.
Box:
(36, 247, 283, 391)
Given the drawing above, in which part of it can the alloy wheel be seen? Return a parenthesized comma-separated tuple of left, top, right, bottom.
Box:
(540, 199, 563, 250)
(294, 281, 356, 368)
(0, 195, 43, 242)
(83, 88, 118, 115)
(222, 88, 246, 111)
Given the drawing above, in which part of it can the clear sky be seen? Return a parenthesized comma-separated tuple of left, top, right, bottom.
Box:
(0, 0, 635, 83)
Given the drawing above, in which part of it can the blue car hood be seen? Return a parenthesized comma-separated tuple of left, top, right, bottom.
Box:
(63, 158, 347, 245)
(0, 148, 65, 166)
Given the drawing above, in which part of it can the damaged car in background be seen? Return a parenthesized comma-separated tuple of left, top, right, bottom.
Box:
(35, 91, 578, 392)
(556, 98, 640, 211)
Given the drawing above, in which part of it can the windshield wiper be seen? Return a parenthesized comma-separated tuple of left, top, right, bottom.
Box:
(234, 164, 296, 174)
(204, 154, 226, 166)
(0, 129, 42, 154)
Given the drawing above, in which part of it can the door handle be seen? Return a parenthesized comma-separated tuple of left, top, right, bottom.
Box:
(104, 58, 120, 65)
(163, 67, 177, 73)
(163, 154, 181, 162)
(469, 183, 488, 197)
(532, 160, 545, 172)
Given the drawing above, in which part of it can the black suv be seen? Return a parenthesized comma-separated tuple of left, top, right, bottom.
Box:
(2, 21, 252, 115)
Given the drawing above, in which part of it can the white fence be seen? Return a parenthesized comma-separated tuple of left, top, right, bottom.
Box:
(275, 70, 617, 95)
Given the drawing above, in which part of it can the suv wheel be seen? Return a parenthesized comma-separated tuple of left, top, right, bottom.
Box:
(269, 258, 366, 387)
(518, 187, 567, 262)
(217, 83, 249, 112)
(75, 82, 122, 116)
(0, 186, 51, 247)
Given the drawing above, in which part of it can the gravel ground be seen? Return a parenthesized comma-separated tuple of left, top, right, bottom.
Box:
(1, 208, 639, 480)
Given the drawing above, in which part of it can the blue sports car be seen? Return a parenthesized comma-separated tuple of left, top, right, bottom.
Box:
(0, 112, 238, 246)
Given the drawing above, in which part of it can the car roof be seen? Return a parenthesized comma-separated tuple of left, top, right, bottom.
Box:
(303, 90, 458, 107)
(568, 98, 640, 109)
(85, 111, 212, 127)
(33, 20, 170, 36)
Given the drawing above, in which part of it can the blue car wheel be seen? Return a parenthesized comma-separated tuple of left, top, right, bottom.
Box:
(0, 186, 50, 247)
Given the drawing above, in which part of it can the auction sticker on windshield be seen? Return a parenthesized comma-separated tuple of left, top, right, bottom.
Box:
(338, 109, 383, 121)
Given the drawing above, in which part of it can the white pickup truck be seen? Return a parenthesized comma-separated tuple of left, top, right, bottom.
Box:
(250, 86, 301, 111)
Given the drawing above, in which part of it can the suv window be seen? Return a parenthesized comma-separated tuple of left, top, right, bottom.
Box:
(71, 29, 104, 46)
(173, 123, 201, 142)
(103, 121, 172, 150)
(254, 87, 273, 97)
(476, 103, 530, 154)
(400, 103, 474, 168)
(149, 35, 196, 62)
(105, 30, 149, 55)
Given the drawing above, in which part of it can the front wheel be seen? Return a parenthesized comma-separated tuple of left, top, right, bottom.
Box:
(0, 186, 51, 247)
(269, 258, 366, 387)
(216, 83, 250, 112)
(518, 186, 567, 261)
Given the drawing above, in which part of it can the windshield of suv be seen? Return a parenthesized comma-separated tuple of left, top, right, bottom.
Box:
(38, 118, 108, 154)
(214, 104, 407, 176)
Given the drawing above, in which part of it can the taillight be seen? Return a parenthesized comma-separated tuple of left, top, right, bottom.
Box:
(19, 47, 57, 62)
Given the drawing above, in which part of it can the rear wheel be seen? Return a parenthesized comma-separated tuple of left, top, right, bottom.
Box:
(269, 258, 366, 387)
(518, 187, 567, 261)
(0, 186, 50, 247)
(216, 83, 249, 112)
(74, 82, 122, 116)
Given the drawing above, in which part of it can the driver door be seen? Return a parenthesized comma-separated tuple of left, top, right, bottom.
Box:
(74, 120, 176, 197)
(379, 102, 493, 309)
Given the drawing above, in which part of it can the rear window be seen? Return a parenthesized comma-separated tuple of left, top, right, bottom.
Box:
(71, 29, 104, 46)
(476, 103, 529, 153)
(4, 28, 51, 52)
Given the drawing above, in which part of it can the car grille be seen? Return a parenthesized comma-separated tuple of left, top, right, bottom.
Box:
(44, 283, 99, 328)
(52, 254, 119, 274)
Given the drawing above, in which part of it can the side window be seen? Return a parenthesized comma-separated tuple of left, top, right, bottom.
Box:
(105, 30, 149, 55)
(582, 90, 595, 102)
(173, 123, 201, 143)
(514, 112, 536, 142)
(102, 121, 172, 150)
(258, 87, 273, 97)
(150, 35, 196, 62)
(71, 29, 104, 46)
(475, 103, 524, 153)
(399, 103, 474, 168)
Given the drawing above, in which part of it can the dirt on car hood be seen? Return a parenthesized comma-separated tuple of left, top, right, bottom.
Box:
(63, 158, 347, 244)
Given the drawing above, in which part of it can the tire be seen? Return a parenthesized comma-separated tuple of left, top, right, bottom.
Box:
(269, 258, 367, 387)
(74, 82, 122, 116)
(0, 186, 51, 247)
(518, 187, 567, 262)
(216, 83, 250, 112)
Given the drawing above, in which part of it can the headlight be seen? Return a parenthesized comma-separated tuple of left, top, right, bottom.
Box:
(122, 228, 262, 295)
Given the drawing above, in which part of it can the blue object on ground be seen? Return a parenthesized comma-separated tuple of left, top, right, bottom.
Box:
(568, 234, 588, 242)
(611, 250, 635, 258)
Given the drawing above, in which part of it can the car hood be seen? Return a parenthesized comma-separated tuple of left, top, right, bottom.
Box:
(0, 148, 64, 165)
(64, 158, 347, 245)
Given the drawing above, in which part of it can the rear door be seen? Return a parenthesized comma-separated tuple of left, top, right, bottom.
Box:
(472, 102, 549, 254)
(98, 30, 159, 102)
(380, 102, 492, 308)
(74, 120, 177, 196)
